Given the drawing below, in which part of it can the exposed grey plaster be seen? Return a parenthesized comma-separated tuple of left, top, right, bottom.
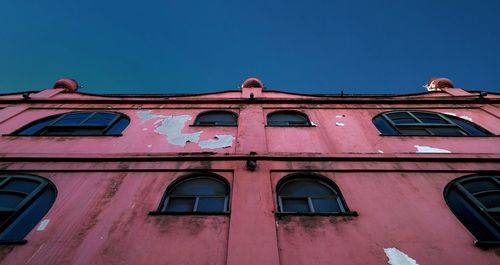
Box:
(199, 134, 235, 149)
(384, 248, 418, 265)
(136, 111, 234, 149)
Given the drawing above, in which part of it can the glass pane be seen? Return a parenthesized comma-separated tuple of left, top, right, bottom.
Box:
(106, 118, 130, 135)
(413, 113, 449, 124)
(312, 198, 341, 212)
(462, 178, 499, 193)
(373, 116, 398, 135)
(387, 112, 412, 120)
(2, 178, 40, 193)
(268, 112, 308, 126)
(164, 197, 195, 212)
(475, 192, 500, 209)
(197, 112, 236, 126)
(397, 128, 430, 135)
(392, 118, 418, 124)
(197, 197, 225, 212)
(53, 113, 91, 125)
(448, 117, 491, 136)
(282, 198, 310, 213)
(83, 113, 117, 125)
(171, 178, 227, 196)
(280, 180, 334, 197)
(428, 127, 464, 136)
(17, 118, 56, 135)
(0, 193, 26, 209)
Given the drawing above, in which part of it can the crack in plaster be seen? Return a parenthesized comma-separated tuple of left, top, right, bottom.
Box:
(384, 248, 419, 265)
(136, 111, 234, 149)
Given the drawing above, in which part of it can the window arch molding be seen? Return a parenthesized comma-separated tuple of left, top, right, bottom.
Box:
(0, 173, 57, 244)
(444, 174, 500, 248)
(275, 173, 355, 215)
(193, 110, 238, 126)
(154, 172, 230, 215)
(13, 111, 130, 136)
(267, 110, 313, 127)
(372, 110, 493, 136)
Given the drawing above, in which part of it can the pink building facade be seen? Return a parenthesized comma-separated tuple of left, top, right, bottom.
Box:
(0, 78, 498, 264)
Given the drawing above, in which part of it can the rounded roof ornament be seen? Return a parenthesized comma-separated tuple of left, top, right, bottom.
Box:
(53, 79, 79, 92)
(242, 78, 264, 89)
(425, 78, 454, 91)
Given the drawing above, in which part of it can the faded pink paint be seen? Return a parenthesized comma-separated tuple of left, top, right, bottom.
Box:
(0, 78, 499, 265)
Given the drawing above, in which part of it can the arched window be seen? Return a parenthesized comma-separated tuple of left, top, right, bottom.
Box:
(445, 174, 500, 247)
(373, 110, 492, 136)
(276, 174, 351, 214)
(267, 110, 312, 127)
(14, 111, 130, 136)
(158, 174, 229, 213)
(193, 110, 238, 126)
(0, 174, 56, 243)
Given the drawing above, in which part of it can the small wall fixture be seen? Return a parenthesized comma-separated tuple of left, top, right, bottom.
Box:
(246, 152, 257, 171)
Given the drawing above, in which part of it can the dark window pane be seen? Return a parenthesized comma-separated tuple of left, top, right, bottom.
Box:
(475, 192, 500, 209)
(197, 197, 225, 212)
(448, 117, 491, 136)
(0, 193, 26, 209)
(83, 113, 117, 126)
(397, 128, 430, 135)
(17, 118, 56, 135)
(387, 112, 412, 119)
(2, 179, 40, 193)
(392, 118, 418, 124)
(106, 118, 130, 135)
(171, 178, 227, 196)
(373, 116, 398, 135)
(428, 127, 464, 136)
(312, 198, 341, 212)
(268, 112, 309, 126)
(280, 180, 334, 197)
(413, 112, 449, 124)
(282, 198, 310, 213)
(165, 198, 196, 212)
(462, 179, 499, 194)
(53, 113, 91, 125)
(196, 112, 237, 126)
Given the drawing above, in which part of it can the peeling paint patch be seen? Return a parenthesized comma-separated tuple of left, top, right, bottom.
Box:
(378, 150, 384, 153)
(37, 219, 50, 231)
(147, 144, 153, 148)
(199, 134, 235, 149)
(335, 115, 345, 118)
(443, 112, 456, 116)
(310, 121, 318, 126)
(414, 145, 451, 153)
(155, 115, 202, 147)
(136, 111, 234, 149)
(335, 122, 345, 126)
(384, 248, 419, 265)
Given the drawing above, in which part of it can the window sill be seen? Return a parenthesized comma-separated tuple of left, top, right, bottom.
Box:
(379, 134, 498, 137)
(274, 211, 358, 217)
(148, 211, 230, 216)
(0, 240, 27, 245)
(474, 240, 500, 249)
(189, 125, 237, 127)
(266, 125, 316, 128)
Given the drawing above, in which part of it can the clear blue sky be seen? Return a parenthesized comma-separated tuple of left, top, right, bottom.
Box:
(1, 1, 499, 94)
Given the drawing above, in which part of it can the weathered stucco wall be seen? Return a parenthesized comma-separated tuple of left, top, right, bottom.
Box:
(0, 83, 499, 265)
